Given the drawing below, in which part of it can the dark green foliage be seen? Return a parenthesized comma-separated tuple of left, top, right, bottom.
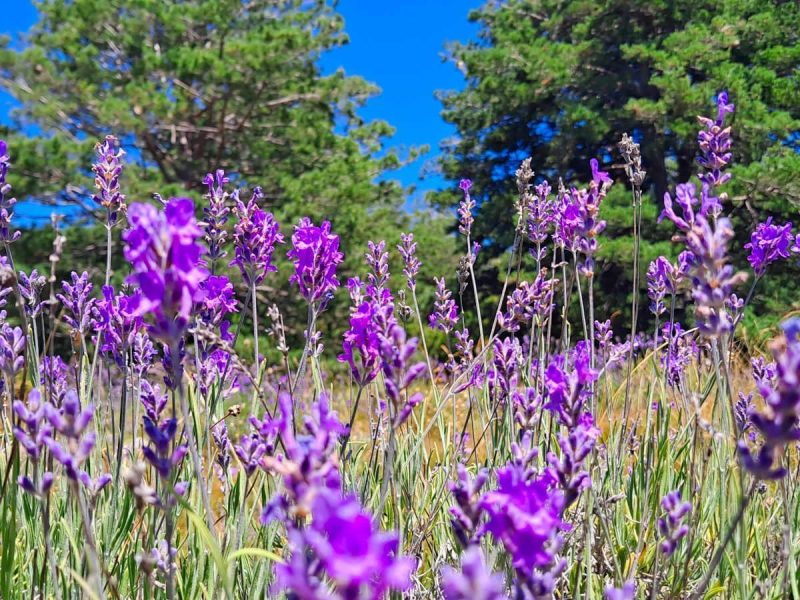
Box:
(435, 0, 800, 341)
(0, 0, 459, 347)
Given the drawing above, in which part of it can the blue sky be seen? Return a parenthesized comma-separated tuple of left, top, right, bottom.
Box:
(1, 0, 480, 220)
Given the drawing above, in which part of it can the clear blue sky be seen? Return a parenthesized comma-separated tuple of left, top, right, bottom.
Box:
(1, 0, 480, 219)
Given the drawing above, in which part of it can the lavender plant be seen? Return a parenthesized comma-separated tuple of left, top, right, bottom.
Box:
(0, 89, 798, 600)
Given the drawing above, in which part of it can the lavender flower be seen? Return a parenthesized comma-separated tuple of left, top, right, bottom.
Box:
(745, 218, 792, 276)
(441, 546, 505, 600)
(123, 198, 208, 341)
(212, 422, 231, 479)
(657, 490, 691, 556)
(92, 135, 126, 223)
(44, 391, 96, 480)
(40, 356, 68, 408)
(230, 187, 284, 286)
(0, 323, 25, 385)
(276, 490, 415, 599)
(13, 389, 52, 463)
(93, 286, 141, 368)
(647, 257, 678, 317)
(397, 232, 421, 290)
(487, 336, 521, 404)
(480, 453, 565, 574)
(697, 91, 734, 191)
(233, 433, 266, 477)
(526, 180, 556, 262)
(543, 342, 596, 428)
(378, 319, 426, 427)
(661, 322, 697, 389)
(499, 269, 556, 332)
(287, 218, 344, 304)
(0, 140, 22, 243)
(458, 179, 475, 238)
(57, 271, 95, 336)
(365, 240, 390, 296)
(18, 269, 47, 318)
(202, 169, 230, 266)
(339, 300, 380, 386)
(429, 277, 459, 334)
(449, 464, 489, 547)
(740, 318, 800, 479)
(685, 216, 747, 338)
(548, 413, 600, 509)
(261, 392, 345, 522)
(605, 581, 636, 600)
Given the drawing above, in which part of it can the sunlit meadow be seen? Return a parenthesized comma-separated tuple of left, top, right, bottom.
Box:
(0, 92, 798, 600)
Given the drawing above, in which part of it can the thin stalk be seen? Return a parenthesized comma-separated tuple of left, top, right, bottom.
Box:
(689, 480, 756, 600)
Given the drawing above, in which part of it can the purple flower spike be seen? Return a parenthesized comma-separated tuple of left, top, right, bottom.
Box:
(13, 390, 52, 462)
(230, 188, 284, 286)
(279, 490, 416, 600)
(740, 318, 800, 479)
(685, 216, 747, 338)
(0, 139, 21, 243)
(657, 490, 691, 556)
(339, 299, 381, 386)
(429, 277, 459, 334)
(93, 285, 141, 368)
(202, 169, 231, 265)
(499, 269, 557, 332)
(123, 198, 208, 341)
(647, 257, 679, 317)
(449, 464, 489, 547)
(287, 217, 344, 304)
(458, 179, 476, 238)
(605, 581, 636, 600)
(480, 460, 565, 573)
(441, 546, 505, 600)
(234, 433, 267, 477)
(18, 270, 48, 318)
(697, 91, 734, 191)
(57, 271, 95, 335)
(0, 323, 26, 383)
(92, 135, 126, 223)
(745, 218, 792, 276)
(397, 232, 421, 290)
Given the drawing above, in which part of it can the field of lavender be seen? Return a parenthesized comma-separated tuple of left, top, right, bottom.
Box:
(0, 91, 797, 599)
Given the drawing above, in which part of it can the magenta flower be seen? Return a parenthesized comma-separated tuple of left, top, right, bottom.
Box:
(657, 490, 691, 556)
(93, 285, 142, 368)
(123, 198, 208, 340)
(57, 271, 95, 335)
(230, 188, 284, 286)
(449, 464, 489, 547)
(441, 546, 505, 600)
(499, 269, 556, 332)
(304, 491, 416, 598)
(740, 318, 800, 479)
(91, 135, 126, 223)
(647, 257, 679, 317)
(697, 91, 735, 190)
(685, 216, 747, 338)
(745, 218, 792, 275)
(397, 232, 421, 290)
(0, 139, 20, 243)
(339, 300, 381, 386)
(429, 277, 459, 334)
(287, 217, 344, 304)
(480, 462, 565, 573)
(605, 581, 636, 600)
(458, 179, 476, 238)
(202, 169, 231, 266)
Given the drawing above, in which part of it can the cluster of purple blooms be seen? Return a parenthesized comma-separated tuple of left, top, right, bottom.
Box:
(1, 86, 797, 598)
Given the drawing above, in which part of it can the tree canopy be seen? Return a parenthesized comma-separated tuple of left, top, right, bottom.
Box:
(436, 0, 800, 336)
